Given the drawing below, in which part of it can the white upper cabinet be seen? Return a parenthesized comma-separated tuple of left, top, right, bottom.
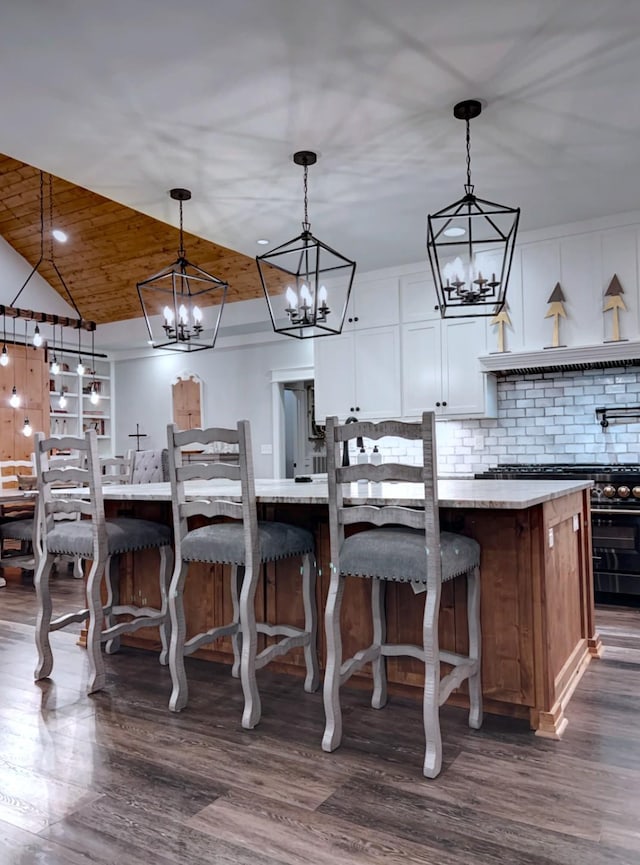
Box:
(399, 270, 441, 323)
(314, 325, 401, 422)
(402, 317, 496, 419)
(343, 274, 400, 330)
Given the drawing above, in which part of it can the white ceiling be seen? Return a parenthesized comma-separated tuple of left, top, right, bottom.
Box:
(1, 0, 640, 286)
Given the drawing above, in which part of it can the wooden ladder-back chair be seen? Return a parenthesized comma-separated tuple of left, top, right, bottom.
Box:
(166, 422, 319, 728)
(33, 430, 173, 692)
(323, 412, 482, 778)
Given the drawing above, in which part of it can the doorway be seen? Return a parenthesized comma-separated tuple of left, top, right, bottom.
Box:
(271, 368, 325, 478)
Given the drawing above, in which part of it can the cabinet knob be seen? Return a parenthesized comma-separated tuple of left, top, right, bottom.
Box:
(442, 401, 447, 407)
(354, 316, 359, 322)
(348, 317, 353, 323)
(436, 402, 441, 407)
(355, 406, 360, 412)
(434, 304, 439, 311)
(350, 407, 354, 412)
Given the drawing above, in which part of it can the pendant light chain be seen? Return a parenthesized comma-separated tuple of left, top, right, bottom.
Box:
(48, 173, 53, 261)
(178, 198, 185, 259)
(302, 162, 310, 232)
(465, 116, 473, 194)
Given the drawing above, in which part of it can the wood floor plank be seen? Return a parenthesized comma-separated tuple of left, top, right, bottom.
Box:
(1, 580, 639, 865)
(187, 788, 467, 865)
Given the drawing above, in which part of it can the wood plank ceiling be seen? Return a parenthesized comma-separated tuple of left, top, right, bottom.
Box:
(0, 154, 267, 325)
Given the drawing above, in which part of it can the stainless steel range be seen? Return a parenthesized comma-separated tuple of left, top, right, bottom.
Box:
(475, 464, 640, 600)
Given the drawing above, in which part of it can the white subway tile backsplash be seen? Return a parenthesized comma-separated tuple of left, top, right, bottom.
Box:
(435, 367, 640, 475)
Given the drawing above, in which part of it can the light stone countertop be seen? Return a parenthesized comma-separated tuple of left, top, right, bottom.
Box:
(54, 477, 593, 510)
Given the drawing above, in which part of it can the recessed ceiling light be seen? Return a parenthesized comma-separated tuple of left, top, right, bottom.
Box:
(52, 229, 68, 242)
(443, 226, 466, 237)
(257, 238, 270, 245)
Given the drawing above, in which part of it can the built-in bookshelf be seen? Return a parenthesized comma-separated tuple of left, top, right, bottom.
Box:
(49, 358, 112, 453)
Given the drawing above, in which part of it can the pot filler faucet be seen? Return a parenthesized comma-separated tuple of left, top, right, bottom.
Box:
(342, 416, 364, 467)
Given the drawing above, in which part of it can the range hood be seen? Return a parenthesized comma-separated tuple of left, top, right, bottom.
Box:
(479, 341, 640, 376)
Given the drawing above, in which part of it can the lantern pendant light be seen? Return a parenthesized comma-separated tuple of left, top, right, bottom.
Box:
(137, 188, 228, 352)
(427, 100, 520, 318)
(256, 151, 356, 339)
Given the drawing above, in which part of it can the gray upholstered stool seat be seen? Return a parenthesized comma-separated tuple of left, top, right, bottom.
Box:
(46, 517, 172, 558)
(339, 527, 480, 584)
(0, 517, 34, 542)
(181, 521, 314, 564)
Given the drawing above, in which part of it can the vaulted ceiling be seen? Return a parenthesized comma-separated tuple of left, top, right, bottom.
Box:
(1, 0, 640, 340)
(0, 155, 263, 324)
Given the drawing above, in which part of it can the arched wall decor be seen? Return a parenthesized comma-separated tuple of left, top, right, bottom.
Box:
(171, 371, 203, 431)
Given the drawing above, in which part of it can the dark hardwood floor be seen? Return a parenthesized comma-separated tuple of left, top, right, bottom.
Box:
(1, 572, 639, 864)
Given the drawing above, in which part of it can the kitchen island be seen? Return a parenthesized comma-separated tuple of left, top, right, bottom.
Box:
(67, 477, 599, 737)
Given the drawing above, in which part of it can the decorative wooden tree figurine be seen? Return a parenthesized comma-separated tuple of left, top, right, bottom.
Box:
(603, 274, 627, 342)
(545, 282, 567, 348)
(490, 303, 512, 353)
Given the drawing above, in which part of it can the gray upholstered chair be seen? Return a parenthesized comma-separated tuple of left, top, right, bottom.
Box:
(166, 422, 319, 728)
(129, 448, 169, 484)
(322, 412, 482, 778)
(33, 430, 174, 693)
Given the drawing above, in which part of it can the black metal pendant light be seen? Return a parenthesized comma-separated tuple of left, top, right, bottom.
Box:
(427, 100, 520, 318)
(256, 151, 356, 339)
(137, 189, 228, 352)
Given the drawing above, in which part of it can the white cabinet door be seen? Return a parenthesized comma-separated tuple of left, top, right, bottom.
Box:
(401, 318, 495, 418)
(314, 326, 401, 422)
(399, 271, 441, 323)
(401, 320, 442, 416)
(313, 333, 356, 422)
(350, 275, 400, 329)
(442, 318, 495, 416)
(354, 326, 401, 419)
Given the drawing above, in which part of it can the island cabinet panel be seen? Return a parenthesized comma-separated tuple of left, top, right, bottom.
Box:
(108, 489, 596, 736)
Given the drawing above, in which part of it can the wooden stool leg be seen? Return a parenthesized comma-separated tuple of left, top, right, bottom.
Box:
(422, 586, 442, 779)
(322, 567, 345, 752)
(302, 553, 320, 693)
(104, 555, 121, 655)
(240, 561, 261, 730)
(158, 545, 173, 667)
(371, 578, 387, 709)
(168, 560, 190, 712)
(34, 552, 56, 680)
(86, 556, 107, 694)
(467, 566, 483, 730)
(230, 564, 241, 679)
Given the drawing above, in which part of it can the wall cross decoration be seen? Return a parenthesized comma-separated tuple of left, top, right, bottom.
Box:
(128, 423, 147, 451)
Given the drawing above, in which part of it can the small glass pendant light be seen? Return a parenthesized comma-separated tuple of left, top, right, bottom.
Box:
(22, 417, 32, 437)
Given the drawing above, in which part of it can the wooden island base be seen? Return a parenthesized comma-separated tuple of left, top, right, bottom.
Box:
(106, 484, 600, 738)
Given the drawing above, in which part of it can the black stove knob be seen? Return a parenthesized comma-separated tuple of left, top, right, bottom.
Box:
(633, 486, 640, 499)
(618, 485, 631, 499)
(603, 484, 616, 498)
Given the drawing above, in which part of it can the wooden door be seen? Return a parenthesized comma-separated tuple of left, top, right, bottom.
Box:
(0, 346, 50, 460)
(172, 376, 201, 430)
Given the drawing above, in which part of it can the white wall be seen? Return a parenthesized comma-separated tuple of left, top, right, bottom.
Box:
(114, 336, 312, 477)
(0, 235, 76, 323)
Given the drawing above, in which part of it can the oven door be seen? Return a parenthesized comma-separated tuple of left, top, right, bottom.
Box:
(591, 508, 640, 596)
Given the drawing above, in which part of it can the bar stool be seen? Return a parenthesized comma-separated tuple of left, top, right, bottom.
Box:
(166, 421, 319, 728)
(33, 430, 173, 693)
(322, 412, 482, 778)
